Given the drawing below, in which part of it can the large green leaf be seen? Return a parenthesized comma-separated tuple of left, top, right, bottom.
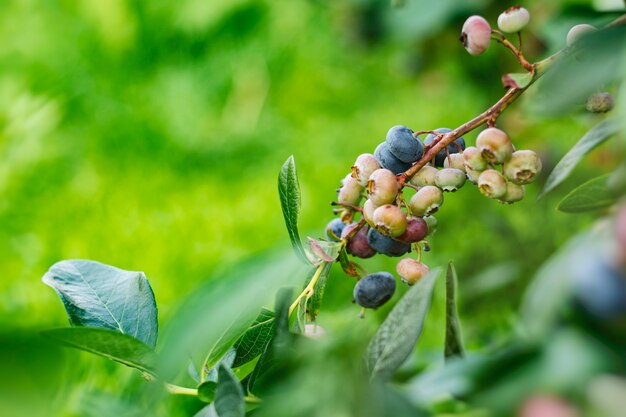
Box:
(539, 119, 619, 199)
(444, 262, 464, 360)
(557, 174, 615, 213)
(42, 260, 158, 348)
(365, 267, 441, 381)
(278, 155, 306, 262)
(42, 327, 156, 374)
(214, 364, 245, 417)
(232, 308, 275, 368)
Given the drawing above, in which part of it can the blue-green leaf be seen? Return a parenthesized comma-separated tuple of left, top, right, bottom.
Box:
(444, 262, 464, 360)
(366, 268, 441, 381)
(42, 327, 156, 374)
(278, 155, 307, 262)
(42, 260, 158, 348)
(557, 174, 615, 213)
(539, 119, 619, 199)
(214, 364, 245, 417)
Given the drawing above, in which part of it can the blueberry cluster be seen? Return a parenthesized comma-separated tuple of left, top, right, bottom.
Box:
(325, 123, 542, 312)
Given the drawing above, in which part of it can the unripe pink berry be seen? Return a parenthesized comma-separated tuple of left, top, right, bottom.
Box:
(497, 6, 530, 33)
(444, 153, 466, 171)
(503, 150, 542, 185)
(352, 153, 381, 186)
(409, 165, 438, 187)
(367, 168, 399, 206)
(476, 127, 514, 164)
(435, 168, 466, 192)
(461, 15, 491, 56)
(498, 181, 525, 204)
(409, 186, 443, 217)
(463, 146, 488, 171)
(566, 24, 597, 47)
(338, 174, 363, 206)
(478, 169, 507, 199)
(341, 223, 377, 258)
(362, 199, 378, 226)
(396, 258, 430, 286)
(395, 217, 428, 243)
(373, 204, 407, 237)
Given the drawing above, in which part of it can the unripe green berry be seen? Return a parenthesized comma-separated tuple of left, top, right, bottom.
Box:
(461, 15, 491, 56)
(409, 165, 438, 187)
(373, 204, 407, 237)
(352, 153, 381, 187)
(497, 6, 530, 33)
(424, 215, 437, 236)
(498, 181, 525, 204)
(566, 24, 597, 47)
(435, 168, 466, 192)
(409, 186, 443, 217)
(503, 150, 542, 185)
(466, 167, 482, 184)
(586, 92, 614, 114)
(362, 199, 378, 226)
(476, 127, 514, 164)
(367, 168, 398, 206)
(463, 146, 488, 171)
(338, 174, 363, 206)
(396, 258, 430, 286)
(395, 217, 428, 243)
(478, 169, 507, 199)
(444, 153, 466, 172)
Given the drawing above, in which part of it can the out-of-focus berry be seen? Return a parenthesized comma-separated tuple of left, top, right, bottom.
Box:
(498, 181, 525, 204)
(586, 92, 614, 113)
(396, 258, 430, 285)
(325, 218, 346, 241)
(497, 6, 530, 33)
(461, 15, 492, 56)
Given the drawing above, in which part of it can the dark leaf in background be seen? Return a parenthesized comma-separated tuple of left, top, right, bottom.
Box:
(445, 262, 465, 360)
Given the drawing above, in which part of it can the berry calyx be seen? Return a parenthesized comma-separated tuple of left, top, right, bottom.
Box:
(353, 272, 396, 309)
(478, 169, 508, 199)
(497, 6, 530, 33)
(367, 168, 398, 206)
(396, 258, 430, 286)
(476, 127, 514, 164)
(435, 168, 467, 192)
(372, 204, 407, 237)
(503, 150, 542, 185)
(409, 186, 444, 216)
(461, 15, 491, 56)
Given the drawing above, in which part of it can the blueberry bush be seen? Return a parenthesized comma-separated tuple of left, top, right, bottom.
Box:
(4, 1, 626, 417)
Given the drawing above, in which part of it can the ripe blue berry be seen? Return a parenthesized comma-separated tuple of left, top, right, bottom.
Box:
(386, 125, 424, 163)
(374, 142, 412, 174)
(461, 15, 491, 56)
(423, 128, 466, 167)
(497, 6, 530, 33)
(367, 228, 411, 257)
(574, 260, 626, 319)
(367, 168, 399, 206)
(395, 217, 428, 244)
(342, 223, 377, 259)
(373, 204, 407, 237)
(325, 218, 346, 241)
(352, 153, 381, 186)
(353, 272, 396, 309)
(396, 258, 430, 286)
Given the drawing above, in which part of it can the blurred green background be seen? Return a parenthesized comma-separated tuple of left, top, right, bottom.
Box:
(1, 0, 623, 416)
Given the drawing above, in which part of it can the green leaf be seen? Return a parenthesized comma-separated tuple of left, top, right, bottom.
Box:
(214, 364, 245, 417)
(502, 72, 532, 89)
(306, 262, 333, 322)
(42, 327, 156, 374)
(557, 174, 615, 213)
(232, 308, 275, 368)
(539, 119, 619, 199)
(444, 262, 464, 360)
(278, 155, 306, 262)
(42, 260, 158, 348)
(194, 404, 219, 417)
(197, 381, 218, 403)
(206, 348, 236, 382)
(365, 267, 441, 381)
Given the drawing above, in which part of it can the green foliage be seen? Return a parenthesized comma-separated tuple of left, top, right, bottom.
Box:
(444, 262, 464, 360)
(41, 327, 156, 374)
(557, 174, 615, 212)
(214, 365, 245, 417)
(42, 260, 158, 348)
(278, 155, 306, 262)
(365, 267, 441, 381)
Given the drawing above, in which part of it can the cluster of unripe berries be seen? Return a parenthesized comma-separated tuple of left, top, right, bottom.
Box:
(326, 123, 542, 311)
